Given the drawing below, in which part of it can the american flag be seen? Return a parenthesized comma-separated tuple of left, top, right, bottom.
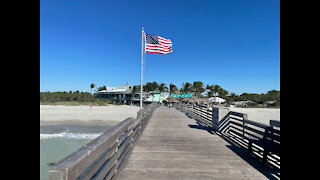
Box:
(145, 33, 172, 54)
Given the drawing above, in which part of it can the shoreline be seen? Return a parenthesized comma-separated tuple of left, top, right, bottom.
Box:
(40, 104, 140, 126)
(40, 120, 120, 126)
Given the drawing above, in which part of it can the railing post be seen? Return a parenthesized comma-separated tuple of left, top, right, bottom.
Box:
(187, 103, 189, 112)
(195, 103, 198, 115)
(242, 114, 248, 138)
(192, 103, 195, 115)
(212, 106, 229, 132)
(207, 104, 210, 121)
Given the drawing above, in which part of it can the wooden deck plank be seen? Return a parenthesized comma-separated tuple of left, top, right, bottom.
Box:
(118, 107, 267, 180)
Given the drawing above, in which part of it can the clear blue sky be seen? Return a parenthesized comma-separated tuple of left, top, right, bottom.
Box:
(40, 0, 280, 95)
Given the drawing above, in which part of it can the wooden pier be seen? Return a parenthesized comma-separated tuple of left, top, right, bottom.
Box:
(49, 103, 280, 180)
(118, 107, 268, 180)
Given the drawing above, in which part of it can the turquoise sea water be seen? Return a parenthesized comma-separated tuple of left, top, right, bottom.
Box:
(40, 138, 92, 180)
(40, 125, 111, 180)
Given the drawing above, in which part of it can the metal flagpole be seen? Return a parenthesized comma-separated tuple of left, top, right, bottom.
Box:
(140, 27, 144, 110)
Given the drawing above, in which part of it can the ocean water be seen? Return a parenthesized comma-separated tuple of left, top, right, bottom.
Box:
(40, 125, 112, 180)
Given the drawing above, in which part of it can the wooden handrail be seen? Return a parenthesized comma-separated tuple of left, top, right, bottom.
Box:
(270, 120, 280, 127)
(173, 102, 280, 166)
(49, 103, 159, 180)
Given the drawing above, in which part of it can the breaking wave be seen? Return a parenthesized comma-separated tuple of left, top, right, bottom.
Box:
(40, 132, 102, 139)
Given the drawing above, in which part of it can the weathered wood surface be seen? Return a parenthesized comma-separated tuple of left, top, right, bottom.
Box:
(118, 107, 268, 180)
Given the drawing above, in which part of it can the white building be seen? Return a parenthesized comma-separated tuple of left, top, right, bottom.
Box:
(96, 85, 132, 104)
(209, 97, 226, 104)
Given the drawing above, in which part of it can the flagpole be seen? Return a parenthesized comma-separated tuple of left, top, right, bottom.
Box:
(140, 27, 144, 110)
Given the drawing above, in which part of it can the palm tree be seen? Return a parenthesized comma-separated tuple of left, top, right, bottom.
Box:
(192, 81, 205, 98)
(206, 85, 214, 98)
(90, 83, 95, 95)
(158, 83, 168, 102)
(132, 85, 140, 95)
(213, 85, 221, 98)
(131, 85, 140, 100)
(181, 82, 192, 94)
(151, 81, 159, 102)
(144, 82, 153, 98)
(169, 83, 178, 95)
(151, 82, 159, 92)
(218, 88, 229, 99)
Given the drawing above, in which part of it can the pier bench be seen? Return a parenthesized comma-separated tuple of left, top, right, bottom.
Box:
(247, 126, 280, 163)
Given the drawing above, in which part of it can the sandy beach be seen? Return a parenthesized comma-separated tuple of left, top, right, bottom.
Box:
(40, 105, 280, 126)
(40, 105, 141, 126)
(228, 107, 280, 125)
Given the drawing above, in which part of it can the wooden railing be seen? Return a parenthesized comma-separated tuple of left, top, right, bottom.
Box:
(174, 102, 280, 168)
(49, 103, 159, 180)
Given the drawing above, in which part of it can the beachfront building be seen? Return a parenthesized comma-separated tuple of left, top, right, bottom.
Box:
(131, 92, 148, 105)
(170, 93, 193, 98)
(143, 93, 169, 104)
(96, 85, 133, 104)
(209, 97, 226, 104)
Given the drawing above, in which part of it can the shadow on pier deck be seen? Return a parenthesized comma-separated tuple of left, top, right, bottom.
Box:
(118, 107, 279, 180)
(49, 104, 279, 180)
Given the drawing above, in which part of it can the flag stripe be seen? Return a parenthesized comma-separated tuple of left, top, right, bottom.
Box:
(146, 44, 172, 48)
(146, 47, 172, 52)
(158, 37, 171, 42)
(145, 33, 172, 54)
(146, 50, 172, 54)
(146, 43, 172, 46)
(158, 41, 172, 44)
(145, 48, 172, 52)
(146, 48, 172, 52)
(158, 39, 171, 43)
(158, 36, 171, 41)
(146, 48, 172, 54)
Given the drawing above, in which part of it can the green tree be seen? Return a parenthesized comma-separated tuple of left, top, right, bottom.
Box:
(212, 85, 221, 98)
(181, 82, 192, 94)
(151, 81, 159, 92)
(151, 81, 159, 101)
(132, 85, 140, 94)
(229, 93, 237, 101)
(158, 83, 168, 102)
(130, 85, 140, 103)
(169, 83, 179, 95)
(90, 83, 95, 95)
(144, 82, 153, 97)
(206, 85, 214, 98)
(218, 88, 229, 99)
(97, 86, 106, 91)
(192, 81, 205, 98)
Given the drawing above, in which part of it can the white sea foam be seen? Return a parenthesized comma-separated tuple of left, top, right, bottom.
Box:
(40, 132, 102, 139)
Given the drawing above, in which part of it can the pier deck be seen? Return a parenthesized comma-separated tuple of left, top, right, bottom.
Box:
(118, 106, 268, 180)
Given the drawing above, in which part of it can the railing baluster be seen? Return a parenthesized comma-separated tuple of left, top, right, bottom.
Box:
(172, 103, 280, 167)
